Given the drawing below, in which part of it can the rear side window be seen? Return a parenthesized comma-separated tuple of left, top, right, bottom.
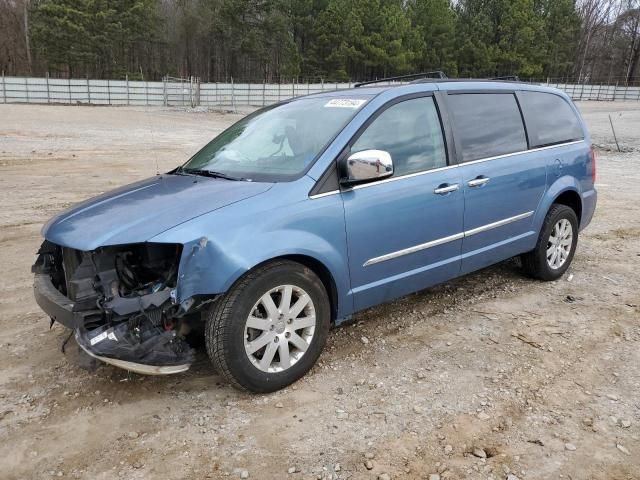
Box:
(351, 96, 447, 176)
(447, 93, 527, 162)
(519, 91, 584, 147)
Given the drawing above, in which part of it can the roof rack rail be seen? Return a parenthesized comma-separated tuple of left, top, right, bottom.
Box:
(491, 75, 520, 81)
(354, 71, 448, 88)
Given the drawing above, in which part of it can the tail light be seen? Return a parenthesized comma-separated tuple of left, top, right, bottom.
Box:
(590, 144, 596, 184)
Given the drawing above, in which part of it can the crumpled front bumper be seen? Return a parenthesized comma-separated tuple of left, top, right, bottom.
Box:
(33, 273, 194, 375)
(75, 329, 192, 375)
(33, 274, 89, 329)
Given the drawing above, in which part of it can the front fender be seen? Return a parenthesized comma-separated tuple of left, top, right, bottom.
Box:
(151, 181, 352, 320)
(175, 231, 348, 301)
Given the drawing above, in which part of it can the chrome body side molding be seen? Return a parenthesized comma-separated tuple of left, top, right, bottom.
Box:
(363, 211, 534, 267)
(363, 232, 465, 267)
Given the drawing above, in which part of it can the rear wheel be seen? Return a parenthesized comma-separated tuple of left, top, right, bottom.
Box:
(205, 260, 330, 392)
(522, 204, 579, 281)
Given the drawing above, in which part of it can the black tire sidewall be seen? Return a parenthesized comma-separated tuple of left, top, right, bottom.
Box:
(210, 262, 330, 392)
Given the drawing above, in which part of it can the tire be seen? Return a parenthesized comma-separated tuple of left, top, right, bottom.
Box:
(522, 204, 579, 281)
(205, 260, 330, 393)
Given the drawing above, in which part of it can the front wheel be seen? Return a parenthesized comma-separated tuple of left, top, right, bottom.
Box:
(205, 260, 330, 392)
(522, 204, 579, 281)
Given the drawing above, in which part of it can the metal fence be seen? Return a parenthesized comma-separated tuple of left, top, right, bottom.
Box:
(545, 82, 640, 101)
(2, 74, 640, 107)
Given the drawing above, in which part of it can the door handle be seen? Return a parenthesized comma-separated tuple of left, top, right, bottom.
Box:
(434, 183, 459, 195)
(468, 176, 490, 187)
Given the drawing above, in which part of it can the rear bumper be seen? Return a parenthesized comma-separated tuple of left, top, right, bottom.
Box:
(580, 188, 597, 231)
(33, 274, 84, 329)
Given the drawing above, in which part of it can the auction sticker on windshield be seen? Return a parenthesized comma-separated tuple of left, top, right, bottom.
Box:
(324, 98, 367, 108)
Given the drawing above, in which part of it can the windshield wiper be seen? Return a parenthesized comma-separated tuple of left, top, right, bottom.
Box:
(179, 167, 244, 181)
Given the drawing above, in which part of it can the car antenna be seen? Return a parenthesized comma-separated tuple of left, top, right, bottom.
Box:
(142, 73, 161, 176)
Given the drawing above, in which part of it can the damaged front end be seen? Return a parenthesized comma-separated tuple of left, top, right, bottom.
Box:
(33, 240, 204, 374)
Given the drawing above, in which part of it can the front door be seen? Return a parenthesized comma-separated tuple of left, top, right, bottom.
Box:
(341, 95, 465, 311)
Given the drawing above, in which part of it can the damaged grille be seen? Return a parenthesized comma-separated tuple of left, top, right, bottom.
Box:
(61, 247, 83, 300)
(33, 240, 197, 371)
(34, 241, 184, 317)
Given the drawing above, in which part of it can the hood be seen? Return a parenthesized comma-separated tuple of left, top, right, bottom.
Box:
(43, 174, 273, 251)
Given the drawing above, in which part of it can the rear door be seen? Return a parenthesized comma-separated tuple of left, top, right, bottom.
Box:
(341, 94, 464, 311)
(445, 92, 547, 274)
(517, 90, 589, 196)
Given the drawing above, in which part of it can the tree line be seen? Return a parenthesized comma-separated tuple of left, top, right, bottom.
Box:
(0, 0, 639, 84)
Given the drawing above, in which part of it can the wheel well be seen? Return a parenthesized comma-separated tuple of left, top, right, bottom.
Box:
(553, 190, 582, 223)
(281, 255, 338, 324)
(249, 255, 339, 324)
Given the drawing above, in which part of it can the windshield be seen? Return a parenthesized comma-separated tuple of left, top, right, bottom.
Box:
(181, 97, 369, 182)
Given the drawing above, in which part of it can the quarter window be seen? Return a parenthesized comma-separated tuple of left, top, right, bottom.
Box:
(518, 91, 584, 147)
(351, 96, 447, 176)
(448, 93, 527, 162)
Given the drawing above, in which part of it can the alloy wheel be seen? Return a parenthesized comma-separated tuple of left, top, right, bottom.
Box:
(546, 218, 573, 270)
(244, 285, 316, 373)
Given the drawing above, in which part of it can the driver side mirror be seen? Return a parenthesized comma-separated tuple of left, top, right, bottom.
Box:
(340, 149, 394, 185)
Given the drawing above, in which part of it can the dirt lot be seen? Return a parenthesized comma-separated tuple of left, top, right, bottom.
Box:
(0, 101, 639, 480)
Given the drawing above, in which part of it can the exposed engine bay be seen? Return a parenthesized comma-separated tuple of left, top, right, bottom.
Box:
(32, 240, 207, 374)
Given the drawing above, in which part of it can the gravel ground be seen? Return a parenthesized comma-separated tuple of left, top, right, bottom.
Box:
(0, 102, 638, 480)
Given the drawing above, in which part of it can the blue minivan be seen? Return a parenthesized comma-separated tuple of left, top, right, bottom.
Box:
(33, 78, 597, 392)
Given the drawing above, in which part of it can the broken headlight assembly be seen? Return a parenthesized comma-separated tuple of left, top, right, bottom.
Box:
(33, 241, 201, 374)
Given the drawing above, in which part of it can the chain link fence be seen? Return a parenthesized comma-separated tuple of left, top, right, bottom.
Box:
(2, 74, 640, 107)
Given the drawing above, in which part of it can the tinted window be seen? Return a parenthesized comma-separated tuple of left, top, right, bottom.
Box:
(519, 91, 584, 147)
(448, 93, 527, 162)
(351, 96, 447, 176)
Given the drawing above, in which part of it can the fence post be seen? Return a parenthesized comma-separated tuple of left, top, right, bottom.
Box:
(126, 75, 130, 105)
(107, 78, 111, 104)
(163, 76, 167, 106)
(86, 76, 90, 104)
(191, 76, 196, 107)
(67, 77, 71, 104)
(262, 79, 266, 107)
(321, 77, 324, 92)
(215, 81, 218, 105)
(292, 78, 295, 98)
(278, 81, 281, 102)
(248, 82, 251, 106)
(1, 71, 5, 103)
(231, 76, 236, 113)
(192, 76, 195, 107)
(146, 80, 149, 106)
(45, 72, 50, 103)
(25, 76, 29, 103)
